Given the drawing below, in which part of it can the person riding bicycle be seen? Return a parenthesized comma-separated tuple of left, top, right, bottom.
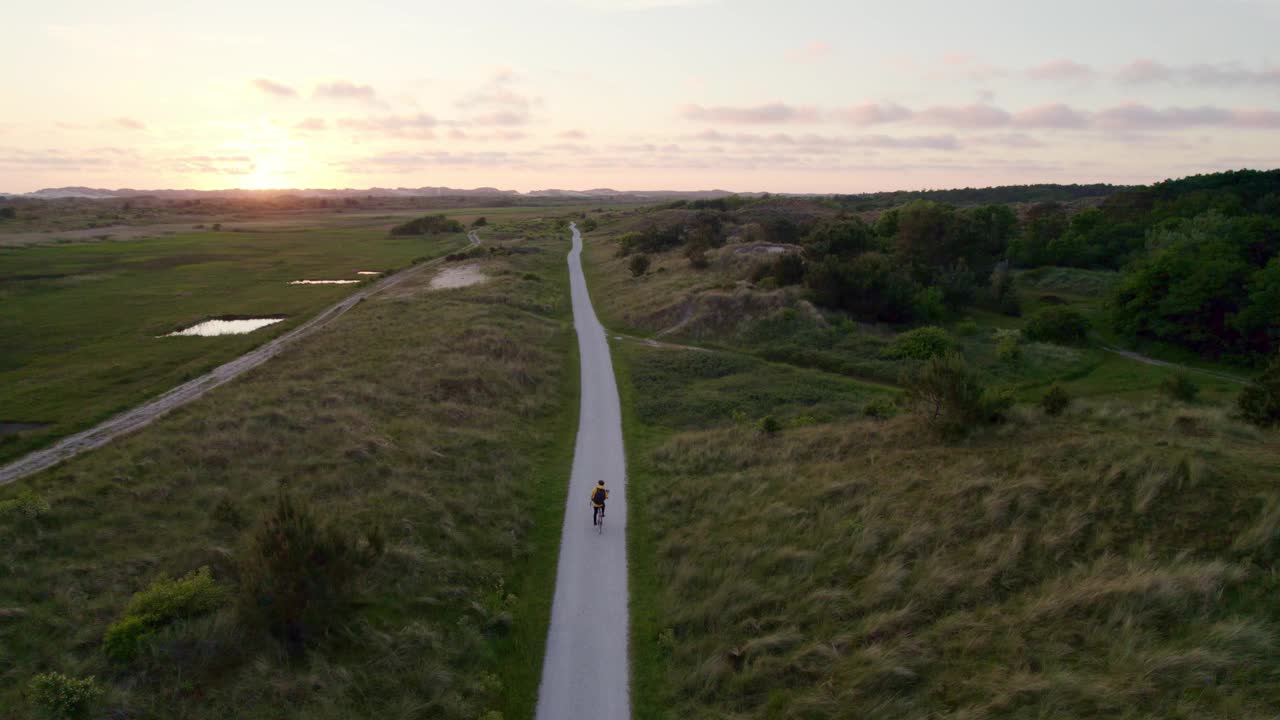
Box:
(590, 480, 609, 526)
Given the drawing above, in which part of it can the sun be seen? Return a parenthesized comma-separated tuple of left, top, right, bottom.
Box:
(244, 154, 288, 190)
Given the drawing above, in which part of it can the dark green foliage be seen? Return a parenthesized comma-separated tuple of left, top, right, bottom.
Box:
(685, 244, 709, 269)
(1040, 383, 1071, 416)
(802, 217, 879, 257)
(804, 252, 923, 323)
(1010, 202, 1069, 267)
(863, 396, 897, 420)
(751, 253, 805, 287)
(390, 214, 465, 236)
(212, 495, 244, 528)
(471, 216, 488, 227)
(237, 491, 385, 650)
(903, 352, 1012, 436)
(884, 326, 954, 360)
(1160, 373, 1200, 402)
(0, 206, 16, 220)
(579, 217, 598, 232)
(102, 566, 229, 661)
(27, 672, 103, 719)
(0, 489, 51, 520)
(757, 416, 782, 435)
(1237, 354, 1280, 427)
(1024, 306, 1090, 345)
(629, 254, 651, 277)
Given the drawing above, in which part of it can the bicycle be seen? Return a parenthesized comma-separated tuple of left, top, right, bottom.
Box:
(592, 503, 605, 535)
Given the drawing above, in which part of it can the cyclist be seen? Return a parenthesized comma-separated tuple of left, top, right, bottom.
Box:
(590, 480, 609, 526)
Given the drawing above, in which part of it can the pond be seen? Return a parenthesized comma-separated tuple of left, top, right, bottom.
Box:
(163, 318, 284, 337)
(290, 279, 360, 285)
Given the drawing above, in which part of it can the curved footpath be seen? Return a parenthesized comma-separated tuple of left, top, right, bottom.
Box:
(536, 223, 631, 719)
(0, 236, 477, 487)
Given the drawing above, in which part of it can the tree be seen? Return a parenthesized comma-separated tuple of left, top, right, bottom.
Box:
(629, 254, 651, 277)
(1238, 353, 1280, 427)
(471, 216, 488, 228)
(904, 352, 1012, 436)
(1024, 306, 1091, 345)
(802, 218, 879, 257)
(0, 206, 17, 220)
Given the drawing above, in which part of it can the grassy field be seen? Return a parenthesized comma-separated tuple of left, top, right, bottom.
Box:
(0, 215, 579, 719)
(0, 216, 473, 464)
(576, 215, 1280, 719)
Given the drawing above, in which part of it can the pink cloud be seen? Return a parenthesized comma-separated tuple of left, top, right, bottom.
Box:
(1028, 59, 1095, 82)
(787, 40, 831, 62)
(831, 103, 913, 126)
(1116, 59, 1173, 84)
(293, 118, 326, 131)
(679, 102, 821, 124)
(337, 113, 437, 137)
(914, 104, 1011, 128)
(558, 129, 588, 139)
(251, 78, 297, 98)
(1014, 103, 1089, 128)
(104, 117, 146, 131)
(315, 81, 378, 102)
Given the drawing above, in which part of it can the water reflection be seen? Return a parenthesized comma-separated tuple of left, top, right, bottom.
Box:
(163, 318, 284, 337)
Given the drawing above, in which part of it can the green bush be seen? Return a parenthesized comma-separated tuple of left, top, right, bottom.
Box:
(1023, 306, 1090, 345)
(471, 216, 487, 228)
(1041, 383, 1071, 416)
(757, 416, 782, 435)
(389, 214, 464, 236)
(883, 326, 954, 361)
(238, 491, 384, 650)
(904, 352, 1012, 436)
(27, 672, 103, 719)
(629, 254, 651, 277)
(956, 318, 979, 336)
(996, 334, 1023, 365)
(1238, 354, 1280, 428)
(1161, 373, 1200, 402)
(0, 489, 51, 520)
(103, 566, 229, 661)
(863, 396, 897, 420)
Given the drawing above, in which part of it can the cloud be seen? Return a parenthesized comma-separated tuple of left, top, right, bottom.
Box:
(1013, 103, 1089, 128)
(105, 117, 146, 131)
(679, 102, 821, 124)
(456, 70, 539, 126)
(315, 81, 378, 102)
(682, 129, 958, 152)
(167, 155, 255, 175)
(0, 149, 115, 169)
(851, 134, 959, 150)
(1116, 59, 1280, 87)
(339, 150, 520, 173)
(293, 117, 326, 131)
(1092, 103, 1280, 130)
(469, 111, 531, 127)
(558, 129, 588, 139)
(787, 40, 830, 63)
(969, 132, 1045, 148)
(251, 78, 297, 98)
(448, 129, 529, 141)
(1029, 59, 1095, 82)
(337, 113, 438, 137)
(914, 104, 1011, 128)
(831, 103, 913, 126)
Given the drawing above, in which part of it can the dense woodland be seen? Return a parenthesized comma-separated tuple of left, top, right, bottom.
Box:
(627, 170, 1280, 363)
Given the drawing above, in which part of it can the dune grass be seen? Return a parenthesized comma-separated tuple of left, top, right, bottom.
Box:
(616, 338, 1280, 719)
(0, 218, 578, 718)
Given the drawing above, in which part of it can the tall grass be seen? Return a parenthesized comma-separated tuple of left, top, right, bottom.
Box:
(0, 218, 578, 718)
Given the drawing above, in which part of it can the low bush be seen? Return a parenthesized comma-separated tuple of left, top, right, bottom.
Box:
(1161, 373, 1200, 402)
(956, 318, 978, 336)
(904, 352, 1012, 436)
(757, 416, 782, 435)
(1041, 383, 1071, 416)
(390, 214, 464, 236)
(863, 396, 898, 420)
(1238, 353, 1280, 427)
(237, 491, 385, 650)
(996, 333, 1023, 365)
(1023, 306, 1090, 345)
(27, 672, 103, 719)
(0, 489, 51, 520)
(629, 254, 651, 277)
(883, 326, 954, 361)
(103, 566, 229, 661)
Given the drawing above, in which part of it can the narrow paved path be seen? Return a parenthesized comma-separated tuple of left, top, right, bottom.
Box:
(0, 238, 474, 487)
(1099, 344, 1247, 384)
(536, 223, 631, 720)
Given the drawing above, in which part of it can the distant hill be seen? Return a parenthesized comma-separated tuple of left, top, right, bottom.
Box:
(5, 186, 745, 201)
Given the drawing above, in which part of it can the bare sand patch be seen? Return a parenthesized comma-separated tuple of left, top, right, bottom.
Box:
(429, 264, 486, 290)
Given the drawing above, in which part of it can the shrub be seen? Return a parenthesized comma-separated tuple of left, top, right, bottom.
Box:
(579, 217, 598, 232)
(629, 254, 651, 277)
(757, 416, 782, 435)
(103, 566, 229, 661)
(212, 495, 244, 528)
(471, 216, 487, 228)
(685, 245, 709, 269)
(863, 396, 897, 420)
(27, 672, 103, 719)
(0, 489, 51, 520)
(956, 318, 979, 336)
(904, 352, 1012, 436)
(884, 326, 954, 361)
(390, 214, 464, 236)
(1161, 373, 1200, 402)
(1238, 353, 1280, 428)
(1041, 384, 1071, 416)
(997, 334, 1023, 365)
(237, 491, 384, 650)
(1023, 306, 1090, 345)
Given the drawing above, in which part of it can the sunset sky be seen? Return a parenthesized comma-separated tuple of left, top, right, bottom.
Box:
(3, 0, 1279, 193)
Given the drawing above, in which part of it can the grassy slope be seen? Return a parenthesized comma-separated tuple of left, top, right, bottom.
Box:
(0, 216, 577, 719)
(0, 222, 467, 464)
(578, 224, 1280, 719)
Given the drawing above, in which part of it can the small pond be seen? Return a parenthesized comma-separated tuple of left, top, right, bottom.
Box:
(163, 318, 284, 337)
(290, 279, 360, 285)
(356, 271, 380, 275)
